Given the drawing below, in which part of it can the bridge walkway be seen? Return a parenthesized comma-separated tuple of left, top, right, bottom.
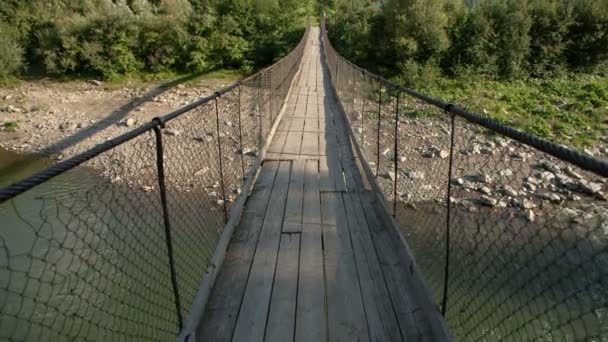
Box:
(195, 27, 442, 342)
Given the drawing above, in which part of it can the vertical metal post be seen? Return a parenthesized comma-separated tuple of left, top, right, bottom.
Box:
(360, 71, 366, 147)
(393, 91, 400, 217)
(258, 75, 263, 148)
(442, 109, 456, 316)
(152, 120, 183, 331)
(237, 85, 245, 179)
(214, 96, 228, 223)
(269, 72, 273, 124)
(376, 80, 382, 176)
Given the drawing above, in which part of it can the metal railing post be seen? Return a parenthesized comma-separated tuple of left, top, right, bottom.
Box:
(442, 108, 456, 316)
(376, 81, 382, 176)
(258, 75, 263, 148)
(360, 70, 366, 146)
(269, 72, 273, 123)
(214, 95, 229, 223)
(393, 90, 400, 217)
(152, 119, 183, 331)
(237, 85, 245, 179)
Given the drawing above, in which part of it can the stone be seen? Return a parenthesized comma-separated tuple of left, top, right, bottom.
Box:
(479, 195, 497, 206)
(479, 186, 492, 195)
(525, 177, 542, 185)
(141, 186, 154, 192)
(381, 171, 396, 181)
(125, 118, 137, 127)
(89, 80, 103, 86)
(500, 169, 513, 177)
(539, 160, 561, 173)
(539, 171, 556, 182)
(382, 148, 391, 156)
(7, 105, 22, 113)
(439, 150, 450, 159)
(164, 128, 180, 136)
(240, 147, 258, 156)
(526, 210, 535, 222)
(501, 186, 519, 197)
(522, 199, 538, 209)
(405, 170, 425, 180)
(535, 191, 561, 203)
(224, 120, 233, 127)
(452, 178, 465, 186)
(578, 180, 603, 194)
(194, 167, 210, 176)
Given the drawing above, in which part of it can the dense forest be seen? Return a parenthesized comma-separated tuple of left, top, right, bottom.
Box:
(323, 0, 608, 147)
(0, 0, 308, 80)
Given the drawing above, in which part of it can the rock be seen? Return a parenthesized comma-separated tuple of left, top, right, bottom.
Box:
(89, 80, 103, 86)
(452, 178, 465, 186)
(194, 167, 210, 176)
(578, 180, 603, 194)
(522, 199, 538, 209)
(479, 186, 492, 195)
(480, 147, 494, 155)
(539, 160, 561, 173)
(125, 118, 137, 127)
(164, 128, 180, 136)
(535, 191, 561, 203)
(524, 183, 537, 192)
(439, 150, 450, 159)
(539, 171, 556, 182)
(499, 169, 513, 177)
(525, 177, 542, 185)
(7, 105, 22, 113)
(526, 210, 535, 222)
(405, 170, 425, 180)
(224, 120, 233, 127)
(240, 147, 258, 156)
(479, 195, 497, 206)
(381, 171, 396, 181)
(511, 152, 527, 161)
(501, 185, 519, 197)
(141, 186, 154, 192)
(497, 200, 508, 208)
(382, 148, 391, 156)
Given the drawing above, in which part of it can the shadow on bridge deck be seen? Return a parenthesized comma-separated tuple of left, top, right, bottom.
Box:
(193, 27, 449, 342)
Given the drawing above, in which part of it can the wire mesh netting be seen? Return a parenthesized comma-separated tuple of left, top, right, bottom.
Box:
(323, 19, 608, 341)
(0, 24, 309, 342)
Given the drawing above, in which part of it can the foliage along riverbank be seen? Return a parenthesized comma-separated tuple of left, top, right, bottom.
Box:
(322, 0, 608, 149)
(0, 0, 310, 82)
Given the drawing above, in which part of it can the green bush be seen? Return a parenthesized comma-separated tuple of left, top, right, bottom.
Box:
(0, 24, 25, 78)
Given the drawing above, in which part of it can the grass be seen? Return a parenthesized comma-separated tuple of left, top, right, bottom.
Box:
(3, 121, 18, 132)
(415, 74, 608, 148)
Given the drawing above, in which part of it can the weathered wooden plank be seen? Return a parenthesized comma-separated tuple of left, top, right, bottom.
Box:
(295, 224, 326, 342)
(265, 233, 301, 342)
(321, 192, 370, 342)
(268, 130, 288, 153)
(300, 132, 319, 156)
(343, 192, 403, 342)
(302, 160, 321, 225)
(282, 131, 303, 155)
(231, 161, 292, 342)
(303, 116, 319, 132)
(357, 194, 431, 341)
(196, 162, 280, 342)
(290, 118, 305, 132)
(283, 160, 305, 233)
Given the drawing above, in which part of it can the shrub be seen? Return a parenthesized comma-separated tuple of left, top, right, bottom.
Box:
(0, 24, 25, 78)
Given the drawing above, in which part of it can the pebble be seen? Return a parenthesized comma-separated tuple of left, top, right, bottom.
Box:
(479, 195, 497, 206)
(164, 128, 180, 136)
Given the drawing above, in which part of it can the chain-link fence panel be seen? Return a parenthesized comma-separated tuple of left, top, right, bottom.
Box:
(0, 133, 178, 342)
(322, 16, 608, 341)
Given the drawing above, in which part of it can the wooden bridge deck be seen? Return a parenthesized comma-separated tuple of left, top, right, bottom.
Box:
(195, 28, 444, 342)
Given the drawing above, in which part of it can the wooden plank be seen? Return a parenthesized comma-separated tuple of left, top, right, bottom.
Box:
(343, 192, 403, 342)
(321, 192, 370, 342)
(295, 224, 326, 342)
(300, 132, 319, 156)
(277, 117, 292, 132)
(282, 131, 303, 155)
(302, 160, 321, 225)
(290, 118, 305, 131)
(196, 162, 280, 342)
(357, 194, 431, 341)
(265, 233, 301, 342)
(303, 117, 319, 132)
(232, 161, 292, 342)
(268, 130, 288, 153)
(283, 160, 305, 233)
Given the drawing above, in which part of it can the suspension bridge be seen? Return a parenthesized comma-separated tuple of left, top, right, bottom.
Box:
(1, 20, 607, 342)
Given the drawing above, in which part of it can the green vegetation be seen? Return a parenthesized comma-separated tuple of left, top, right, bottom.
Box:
(3, 121, 19, 132)
(321, 0, 608, 147)
(0, 0, 308, 81)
